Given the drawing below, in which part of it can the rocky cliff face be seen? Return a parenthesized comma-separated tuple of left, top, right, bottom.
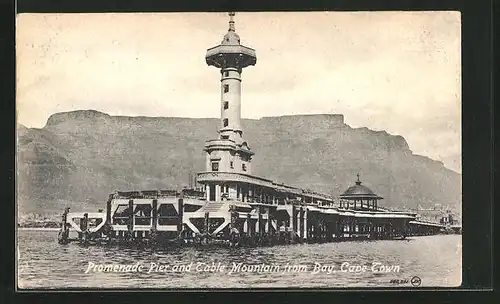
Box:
(16, 110, 461, 214)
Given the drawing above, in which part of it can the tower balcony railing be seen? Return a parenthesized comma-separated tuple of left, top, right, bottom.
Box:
(204, 139, 237, 150)
(206, 45, 256, 58)
(206, 138, 236, 144)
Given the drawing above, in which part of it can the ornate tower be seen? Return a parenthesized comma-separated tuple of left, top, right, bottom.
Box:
(197, 12, 257, 202)
(203, 12, 257, 176)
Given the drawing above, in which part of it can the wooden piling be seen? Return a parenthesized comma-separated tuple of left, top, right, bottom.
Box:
(230, 205, 239, 231)
(128, 199, 134, 236)
(246, 213, 251, 236)
(303, 208, 308, 240)
(229, 205, 235, 227)
(257, 206, 261, 235)
(80, 213, 89, 242)
(326, 217, 333, 241)
(267, 207, 272, 235)
(106, 194, 112, 224)
(178, 193, 184, 232)
(203, 211, 209, 235)
(152, 199, 158, 232)
(309, 212, 315, 242)
(306, 212, 312, 242)
(299, 207, 304, 239)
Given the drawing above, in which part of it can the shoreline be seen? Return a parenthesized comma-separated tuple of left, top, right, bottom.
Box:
(18, 227, 60, 231)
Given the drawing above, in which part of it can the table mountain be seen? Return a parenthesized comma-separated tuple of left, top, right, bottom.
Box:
(17, 110, 461, 216)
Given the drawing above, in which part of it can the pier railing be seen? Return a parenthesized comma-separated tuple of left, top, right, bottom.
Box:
(206, 45, 256, 58)
(112, 189, 205, 200)
(197, 171, 335, 202)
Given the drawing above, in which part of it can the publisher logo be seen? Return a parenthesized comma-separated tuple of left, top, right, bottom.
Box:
(411, 276, 422, 286)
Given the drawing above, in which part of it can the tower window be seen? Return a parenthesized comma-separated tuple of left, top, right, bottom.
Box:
(223, 84, 229, 93)
(223, 101, 229, 110)
(230, 161, 234, 169)
(224, 71, 229, 77)
(242, 164, 247, 171)
(221, 135, 229, 140)
(223, 118, 229, 127)
(211, 162, 219, 172)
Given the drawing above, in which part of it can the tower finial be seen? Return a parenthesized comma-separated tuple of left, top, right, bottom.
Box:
(356, 173, 361, 185)
(228, 12, 236, 31)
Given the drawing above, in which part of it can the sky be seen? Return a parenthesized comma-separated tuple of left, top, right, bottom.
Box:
(16, 12, 461, 172)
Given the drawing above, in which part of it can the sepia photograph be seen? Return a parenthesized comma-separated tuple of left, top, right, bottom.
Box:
(16, 11, 462, 289)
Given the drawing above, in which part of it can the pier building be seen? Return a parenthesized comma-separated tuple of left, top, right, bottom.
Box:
(57, 13, 449, 247)
(339, 174, 382, 211)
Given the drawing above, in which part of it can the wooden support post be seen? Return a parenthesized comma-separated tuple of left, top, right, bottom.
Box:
(313, 213, 318, 239)
(106, 194, 113, 224)
(127, 200, 134, 237)
(256, 206, 261, 235)
(337, 218, 342, 237)
(261, 207, 266, 234)
(204, 212, 210, 234)
(230, 205, 235, 228)
(246, 213, 251, 236)
(316, 214, 320, 241)
(83, 212, 88, 229)
(293, 205, 299, 234)
(178, 193, 184, 232)
(303, 208, 308, 240)
(58, 207, 71, 244)
(266, 207, 271, 234)
(79, 213, 88, 241)
(152, 199, 158, 231)
(308, 212, 313, 241)
(326, 217, 331, 241)
(61, 211, 67, 230)
(232, 207, 240, 233)
(299, 207, 304, 239)
(317, 217, 323, 241)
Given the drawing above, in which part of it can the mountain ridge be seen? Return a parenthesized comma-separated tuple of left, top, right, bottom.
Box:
(17, 110, 461, 216)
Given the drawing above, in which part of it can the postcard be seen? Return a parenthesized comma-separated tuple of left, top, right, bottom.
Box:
(16, 11, 462, 289)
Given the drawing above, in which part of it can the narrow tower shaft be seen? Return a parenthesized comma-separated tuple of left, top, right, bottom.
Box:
(220, 67, 242, 141)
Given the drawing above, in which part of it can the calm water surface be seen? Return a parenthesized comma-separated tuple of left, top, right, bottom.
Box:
(17, 230, 461, 289)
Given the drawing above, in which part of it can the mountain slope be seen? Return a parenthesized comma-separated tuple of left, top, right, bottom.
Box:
(16, 110, 461, 215)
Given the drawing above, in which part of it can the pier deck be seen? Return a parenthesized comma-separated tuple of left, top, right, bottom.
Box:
(57, 188, 446, 247)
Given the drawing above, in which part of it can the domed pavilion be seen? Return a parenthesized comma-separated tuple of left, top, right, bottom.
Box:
(339, 174, 383, 211)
